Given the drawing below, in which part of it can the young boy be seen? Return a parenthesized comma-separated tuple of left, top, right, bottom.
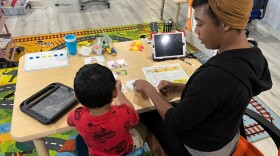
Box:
(67, 63, 147, 156)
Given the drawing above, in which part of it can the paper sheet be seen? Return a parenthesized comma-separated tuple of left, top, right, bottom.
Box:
(142, 63, 189, 86)
(121, 84, 127, 93)
(125, 79, 137, 91)
(113, 74, 127, 93)
(112, 69, 127, 76)
(84, 56, 106, 65)
(107, 59, 128, 69)
(24, 50, 69, 72)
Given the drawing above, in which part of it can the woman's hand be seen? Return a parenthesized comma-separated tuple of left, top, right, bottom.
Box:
(158, 80, 177, 94)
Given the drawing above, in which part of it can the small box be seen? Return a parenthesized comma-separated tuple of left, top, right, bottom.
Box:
(1, 0, 31, 16)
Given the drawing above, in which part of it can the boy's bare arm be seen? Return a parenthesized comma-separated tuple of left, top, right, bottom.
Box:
(115, 80, 135, 109)
(117, 91, 135, 109)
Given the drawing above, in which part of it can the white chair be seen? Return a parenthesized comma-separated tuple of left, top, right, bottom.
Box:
(79, 0, 110, 10)
(173, 0, 188, 24)
(160, 0, 188, 24)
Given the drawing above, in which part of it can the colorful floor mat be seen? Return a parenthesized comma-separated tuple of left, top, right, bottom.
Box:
(0, 22, 279, 155)
(12, 22, 167, 63)
(245, 97, 280, 142)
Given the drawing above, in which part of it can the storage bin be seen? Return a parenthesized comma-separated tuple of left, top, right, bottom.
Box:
(1, 0, 30, 16)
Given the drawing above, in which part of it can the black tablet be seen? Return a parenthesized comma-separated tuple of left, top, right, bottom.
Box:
(152, 32, 186, 60)
(20, 83, 78, 125)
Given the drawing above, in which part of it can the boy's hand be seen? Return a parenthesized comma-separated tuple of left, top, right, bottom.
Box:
(115, 79, 135, 109)
(115, 80, 122, 91)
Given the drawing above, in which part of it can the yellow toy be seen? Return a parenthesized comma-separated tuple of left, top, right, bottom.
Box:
(130, 41, 144, 52)
(105, 44, 117, 55)
(92, 32, 117, 55)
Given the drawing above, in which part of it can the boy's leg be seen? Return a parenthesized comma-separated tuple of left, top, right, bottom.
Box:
(130, 122, 147, 149)
(140, 110, 191, 156)
(146, 131, 165, 156)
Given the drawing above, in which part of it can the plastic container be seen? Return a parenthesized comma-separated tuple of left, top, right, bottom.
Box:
(1, 0, 31, 16)
(64, 34, 77, 55)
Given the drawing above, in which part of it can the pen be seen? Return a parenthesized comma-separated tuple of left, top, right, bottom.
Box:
(179, 58, 195, 67)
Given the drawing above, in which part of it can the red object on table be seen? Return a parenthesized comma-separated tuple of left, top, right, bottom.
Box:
(11, 0, 17, 7)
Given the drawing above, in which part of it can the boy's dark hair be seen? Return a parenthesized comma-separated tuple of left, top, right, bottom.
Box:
(74, 63, 116, 108)
(192, 0, 220, 26)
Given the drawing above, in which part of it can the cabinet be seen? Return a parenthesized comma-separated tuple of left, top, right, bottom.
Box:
(0, 8, 17, 66)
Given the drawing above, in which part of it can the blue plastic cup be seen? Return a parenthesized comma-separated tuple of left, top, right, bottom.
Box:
(64, 34, 77, 55)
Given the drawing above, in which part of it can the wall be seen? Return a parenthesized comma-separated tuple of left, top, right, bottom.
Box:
(262, 0, 280, 32)
(251, 0, 280, 40)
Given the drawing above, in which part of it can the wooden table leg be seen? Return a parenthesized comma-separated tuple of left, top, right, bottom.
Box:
(160, 0, 165, 20)
(33, 139, 50, 156)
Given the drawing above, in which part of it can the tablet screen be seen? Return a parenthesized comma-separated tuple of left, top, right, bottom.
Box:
(30, 85, 76, 120)
(152, 32, 186, 60)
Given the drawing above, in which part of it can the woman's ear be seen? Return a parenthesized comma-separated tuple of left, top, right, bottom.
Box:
(223, 24, 230, 31)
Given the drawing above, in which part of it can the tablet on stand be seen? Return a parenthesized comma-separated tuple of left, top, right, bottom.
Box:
(151, 32, 186, 61)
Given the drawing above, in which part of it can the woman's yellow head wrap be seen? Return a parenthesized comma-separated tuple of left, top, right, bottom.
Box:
(208, 0, 253, 29)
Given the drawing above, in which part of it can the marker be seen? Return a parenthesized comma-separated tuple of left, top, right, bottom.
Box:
(179, 58, 195, 67)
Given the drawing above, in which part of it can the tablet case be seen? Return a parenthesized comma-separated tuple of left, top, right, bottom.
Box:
(20, 83, 78, 125)
(151, 32, 186, 61)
